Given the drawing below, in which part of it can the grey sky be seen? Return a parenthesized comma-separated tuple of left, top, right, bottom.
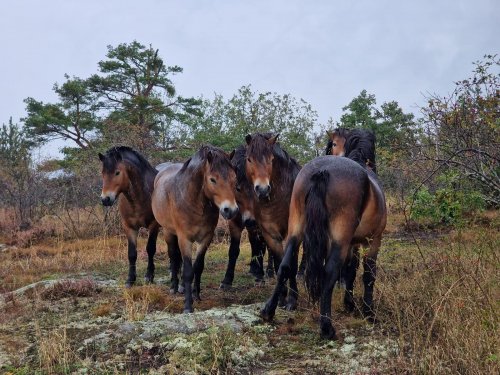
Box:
(1, 0, 498, 158)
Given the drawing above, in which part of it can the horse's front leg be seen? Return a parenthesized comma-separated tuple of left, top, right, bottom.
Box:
(124, 227, 138, 288)
(343, 246, 360, 313)
(144, 224, 159, 284)
(178, 236, 195, 313)
(193, 234, 213, 301)
(166, 234, 181, 294)
(261, 236, 299, 321)
(220, 220, 242, 289)
(248, 227, 266, 282)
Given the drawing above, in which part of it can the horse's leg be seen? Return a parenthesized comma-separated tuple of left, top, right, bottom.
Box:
(124, 227, 138, 288)
(178, 237, 194, 313)
(343, 246, 360, 313)
(144, 224, 159, 284)
(261, 236, 300, 321)
(262, 232, 287, 306)
(248, 227, 265, 282)
(319, 242, 347, 340)
(220, 220, 242, 290)
(193, 235, 213, 301)
(297, 248, 306, 277)
(166, 234, 181, 294)
(362, 237, 380, 321)
(267, 250, 275, 278)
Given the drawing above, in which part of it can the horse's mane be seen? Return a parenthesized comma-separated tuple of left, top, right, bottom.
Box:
(247, 132, 301, 182)
(180, 145, 233, 178)
(343, 129, 377, 174)
(102, 146, 156, 174)
(231, 145, 248, 184)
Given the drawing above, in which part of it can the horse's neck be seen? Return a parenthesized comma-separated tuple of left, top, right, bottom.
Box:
(124, 167, 156, 205)
(270, 155, 298, 199)
(178, 166, 212, 211)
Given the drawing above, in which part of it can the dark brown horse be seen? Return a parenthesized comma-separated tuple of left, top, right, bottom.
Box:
(152, 145, 238, 313)
(98, 146, 159, 287)
(220, 145, 271, 289)
(261, 129, 386, 339)
(245, 133, 301, 307)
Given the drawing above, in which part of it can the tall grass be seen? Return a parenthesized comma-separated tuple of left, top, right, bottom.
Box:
(376, 226, 499, 374)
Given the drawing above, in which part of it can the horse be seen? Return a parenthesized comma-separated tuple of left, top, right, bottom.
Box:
(152, 145, 239, 313)
(261, 129, 386, 340)
(326, 128, 377, 172)
(244, 132, 301, 307)
(220, 145, 273, 289)
(98, 146, 160, 287)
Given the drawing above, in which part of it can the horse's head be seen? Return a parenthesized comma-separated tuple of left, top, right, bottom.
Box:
(98, 150, 129, 206)
(201, 147, 239, 220)
(245, 133, 279, 200)
(230, 149, 257, 226)
(326, 129, 350, 156)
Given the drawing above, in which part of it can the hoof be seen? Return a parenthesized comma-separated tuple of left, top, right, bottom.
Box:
(125, 281, 134, 288)
(193, 293, 201, 302)
(169, 287, 178, 295)
(144, 275, 154, 284)
(260, 307, 275, 322)
(183, 308, 194, 314)
(320, 325, 338, 340)
(178, 285, 185, 294)
(219, 282, 232, 290)
(344, 298, 355, 313)
(266, 269, 275, 279)
(254, 279, 265, 287)
(285, 300, 297, 311)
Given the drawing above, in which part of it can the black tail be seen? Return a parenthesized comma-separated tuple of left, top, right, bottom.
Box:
(304, 170, 330, 303)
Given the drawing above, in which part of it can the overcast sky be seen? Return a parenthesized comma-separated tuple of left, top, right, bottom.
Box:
(0, 0, 498, 159)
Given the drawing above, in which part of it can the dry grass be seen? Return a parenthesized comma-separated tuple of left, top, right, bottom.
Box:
(0, 235, 132, 293)
(376, 222, 499, 374)
(123, 285, 172, 321)
(40, 279, 101, 300)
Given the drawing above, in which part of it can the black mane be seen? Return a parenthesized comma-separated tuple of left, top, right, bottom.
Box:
(180, 145, 234, 178)
(343, 129, 377, 174)
(232, 145, 248, 184)
(102, 146, 156, 174)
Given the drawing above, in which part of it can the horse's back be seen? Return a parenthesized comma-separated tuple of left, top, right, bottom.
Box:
(154, 163, 183, 189)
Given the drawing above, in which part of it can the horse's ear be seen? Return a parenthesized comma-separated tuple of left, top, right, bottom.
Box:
(206, 150, 214, 164)
(98, 152, 104, 162)
(326, 130, 333, 139)
(228, 149, 236, 160)
(245, 134, 252, 145)
(268, 133, 279, 145)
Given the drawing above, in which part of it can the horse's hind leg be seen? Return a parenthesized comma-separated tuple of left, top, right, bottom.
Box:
(124, 227, 138, 288)
(166, 235, 181, 294)
(220, 220, 242, 290)
(362, 237, 380, 321)
(343, 246, 360, 313)
(320, 242, 348, 340)
(144, 225, 159, 284)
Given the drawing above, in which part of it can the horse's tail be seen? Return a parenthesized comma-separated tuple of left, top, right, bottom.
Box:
(304, 170, 330, 303)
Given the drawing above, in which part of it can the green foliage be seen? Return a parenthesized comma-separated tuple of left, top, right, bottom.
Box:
(178, 85, 317, 164)
(23, 75, 100, 149)
(411, 172, 485, 225)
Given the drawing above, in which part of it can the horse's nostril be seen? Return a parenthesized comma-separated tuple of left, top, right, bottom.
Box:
(223, 207, 229, 213)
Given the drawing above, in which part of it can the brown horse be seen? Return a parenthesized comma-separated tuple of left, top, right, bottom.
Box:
(245, 132, 301, 307)
(152, 145, 238, 313)
(220, 145, 270, 289)
(98, 146, 159, 287)
(261, 129, 386, 339)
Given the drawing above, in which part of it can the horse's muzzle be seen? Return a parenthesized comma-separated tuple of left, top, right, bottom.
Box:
(220, 206, 239, 220)
(255, 184, 271, 200)
(101, 196, 115, 206)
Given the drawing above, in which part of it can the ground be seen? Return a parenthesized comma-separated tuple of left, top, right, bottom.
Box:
(0, 211, 498, 374)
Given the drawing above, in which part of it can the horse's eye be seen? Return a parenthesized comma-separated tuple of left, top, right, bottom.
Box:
(236, 186, 241, 192)
(210, 177, 216, 184)
(115, 170, 120, 176)
(247, 158, 252, 163)
(332, 143, 337, 147)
